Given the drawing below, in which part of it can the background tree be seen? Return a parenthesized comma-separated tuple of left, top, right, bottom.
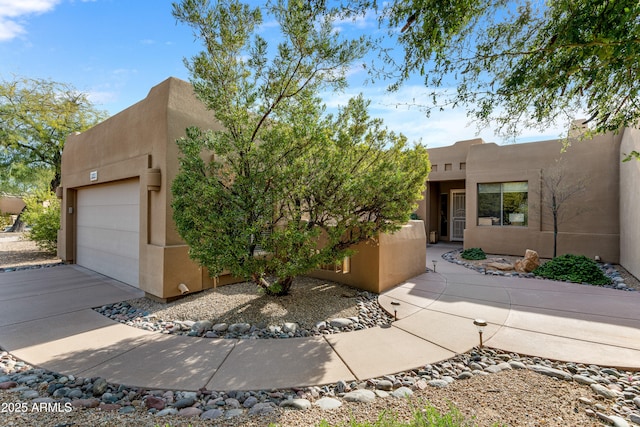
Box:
(20, 190, 60, 253)
(371, 0, 640, 155)
(541, 160, 588, 257)
(171, 0, 429, 296)
(0, 77, 109, 192)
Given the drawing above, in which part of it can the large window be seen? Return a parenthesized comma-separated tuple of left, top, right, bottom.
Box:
(477, 182, 528, 226)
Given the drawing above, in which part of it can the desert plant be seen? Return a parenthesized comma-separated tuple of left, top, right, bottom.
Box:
(316, 400, 498, 426)
(0, 211, 11, 230)
(533, 254, 610, 285)
(21, 190, 60, 253)
(461, 248, 486, 260)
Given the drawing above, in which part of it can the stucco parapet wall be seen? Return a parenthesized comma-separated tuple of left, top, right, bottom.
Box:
(308, 220, 426, 294)
(61, 155, 152, 189)
(427, 138, 484, 181)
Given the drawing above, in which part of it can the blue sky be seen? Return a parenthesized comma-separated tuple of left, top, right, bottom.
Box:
(0, 0, 568, 148)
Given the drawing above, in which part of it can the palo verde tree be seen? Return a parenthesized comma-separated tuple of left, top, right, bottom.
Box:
(171, 0, 429, 296)
(0, 77, 108, 192)
(366, 0, 640, 157)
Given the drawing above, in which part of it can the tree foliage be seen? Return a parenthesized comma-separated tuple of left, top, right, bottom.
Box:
(373, 0, 640, 147)
(21, 190, 60, 253)
(171, 0, 429, 296)
(0, 77, 108, 192)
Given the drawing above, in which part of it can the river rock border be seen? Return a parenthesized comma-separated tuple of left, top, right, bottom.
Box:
(442, 249, 637, 292)
(2, 347, 639, 425)
(94, 290, 395, 340)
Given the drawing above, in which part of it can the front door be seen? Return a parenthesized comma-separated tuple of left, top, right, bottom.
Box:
(450, 190, 466, 241)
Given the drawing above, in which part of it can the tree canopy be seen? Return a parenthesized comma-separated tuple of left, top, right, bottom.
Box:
(370, 0, 640, 147)
(0, 77, 108, 192)
(171, 0, 429, 296)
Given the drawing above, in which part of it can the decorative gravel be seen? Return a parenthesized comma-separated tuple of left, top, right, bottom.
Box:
(97, 276, 394, 339)
(445, 249, 639, 292)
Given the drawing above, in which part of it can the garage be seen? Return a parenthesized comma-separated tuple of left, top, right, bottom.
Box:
(76, 179, 140, 287)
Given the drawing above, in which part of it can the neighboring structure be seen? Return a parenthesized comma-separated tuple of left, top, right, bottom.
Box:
(57, 77, 426, 300)
(416, 124, 640, 279)
(0, 196, 25, 216)
(0, 196, 25, 227)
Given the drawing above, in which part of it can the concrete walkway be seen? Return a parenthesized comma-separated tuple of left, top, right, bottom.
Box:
(1, 245, 639, 392)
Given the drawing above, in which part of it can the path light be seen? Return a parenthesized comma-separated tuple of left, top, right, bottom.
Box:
(473, 319, 488, 348)
(432, 260, 438, 272)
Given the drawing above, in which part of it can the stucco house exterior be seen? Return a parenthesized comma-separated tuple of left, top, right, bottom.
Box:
(56, 77, 426, 300)
(416, 125, 640, 280)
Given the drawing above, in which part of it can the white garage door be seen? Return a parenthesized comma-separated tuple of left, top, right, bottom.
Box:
(76, 179, 140, 287)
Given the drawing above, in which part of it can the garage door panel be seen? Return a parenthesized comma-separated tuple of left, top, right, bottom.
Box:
(77, 227, 139, 258)
(77, 205, 140, 233)
(75, 246, 139, 286)
(76, 179, 140, 287)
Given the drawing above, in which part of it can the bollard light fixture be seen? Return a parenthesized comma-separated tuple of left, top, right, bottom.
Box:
(432, 260, 438, 272)
(473, 318, 488, 348)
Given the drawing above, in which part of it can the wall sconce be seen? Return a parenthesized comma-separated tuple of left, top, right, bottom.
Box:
(432, 260, 438, 272)
(473, 319, 488, 348)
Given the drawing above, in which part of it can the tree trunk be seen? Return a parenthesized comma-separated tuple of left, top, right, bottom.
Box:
(552, 195, 558, 258)
(9, 207, 26, 232)
(253, 274, 294, 296)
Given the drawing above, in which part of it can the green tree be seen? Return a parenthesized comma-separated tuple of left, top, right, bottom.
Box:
(0, 159, 54, 195)
(0, 77, 108, 192)
(375, 0, 640, 154)
(171, 0, 429, 296)
(21, 190, 60, 253)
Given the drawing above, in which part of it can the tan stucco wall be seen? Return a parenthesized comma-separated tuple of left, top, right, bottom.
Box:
(462, 133, 622, 261)
(309, 221, 426, 293)
(59, 77, 427, 299)
(0, 196, 25, 215)
(620, 128, 640, 279)
(59, 77, 227, 299)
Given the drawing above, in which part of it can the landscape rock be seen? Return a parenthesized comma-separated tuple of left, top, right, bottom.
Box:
(514, 249, 540, 273)
(591, 383, 620, 399)
(344, 389, 376, 403)
(280, 398, 311, 410)
(315, 397, 342, 410)
(529, 365, 573, 381)
(392, 386, 414, 398)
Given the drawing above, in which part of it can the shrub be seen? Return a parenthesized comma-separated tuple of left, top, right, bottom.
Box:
(21, 190, 60, 253)
(0, 211, 11, 230)
(461, 247, 486, 260)
(533, 254, 611, 285)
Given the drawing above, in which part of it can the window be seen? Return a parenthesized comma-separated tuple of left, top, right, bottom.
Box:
(477, 182, 528, 226)
(432, 164, 437, 172)
(460, 162, 466, 170)
(445, 163, 452, 171)
(319, 257, 350, 274)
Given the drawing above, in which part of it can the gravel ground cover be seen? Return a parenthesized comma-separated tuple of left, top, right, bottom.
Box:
(1, 236, 640, 426)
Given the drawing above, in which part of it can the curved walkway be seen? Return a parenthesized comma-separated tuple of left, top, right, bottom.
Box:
(0, 245, 639, 392)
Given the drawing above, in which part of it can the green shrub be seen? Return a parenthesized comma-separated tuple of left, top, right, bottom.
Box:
(460, 247, 486, 260)
(0, 211, 12, 230)
(21, 190, 60, 253)
(316, 400, 500, 426)
(533, 254, 611, 285)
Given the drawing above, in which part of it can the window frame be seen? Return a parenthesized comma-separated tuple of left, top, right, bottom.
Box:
(477, 181, 528, 227)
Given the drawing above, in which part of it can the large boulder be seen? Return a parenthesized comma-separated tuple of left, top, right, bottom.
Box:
(514, 249, 540, 273)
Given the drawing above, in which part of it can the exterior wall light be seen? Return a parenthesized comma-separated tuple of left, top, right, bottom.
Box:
(473, 319, 488, 348)
(432, 260, 438, 272)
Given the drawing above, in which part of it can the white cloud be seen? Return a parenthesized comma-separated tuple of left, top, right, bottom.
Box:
(322, 84, 570, 148)
(0, 0, 60, 41)
(87, 90, 117, 105)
